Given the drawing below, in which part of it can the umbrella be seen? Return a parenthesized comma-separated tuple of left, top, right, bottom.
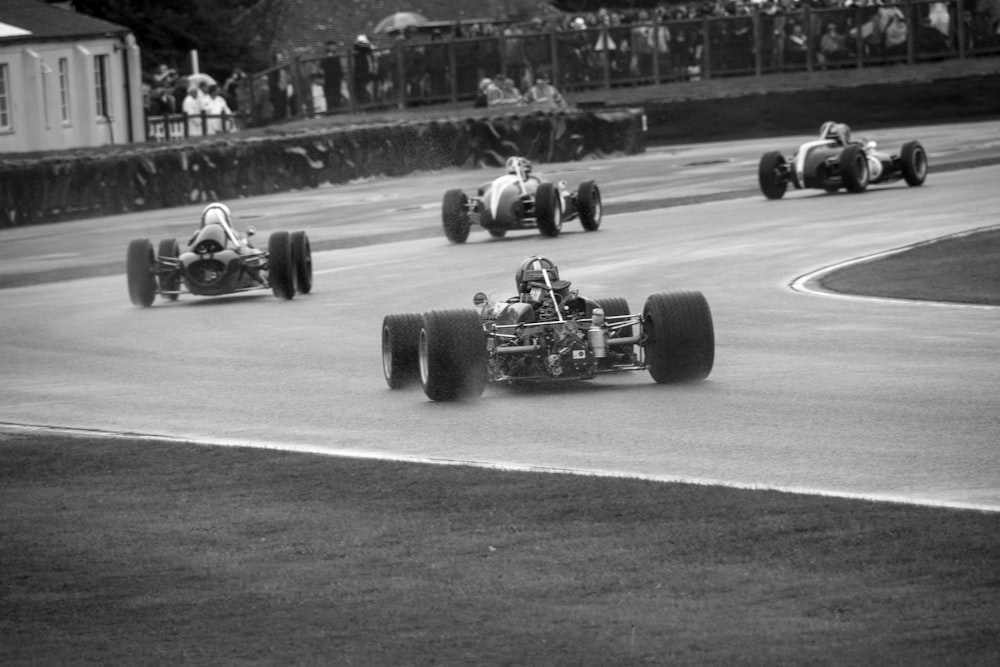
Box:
(373, 11, 428, 34)
(183, 72, 217, 91)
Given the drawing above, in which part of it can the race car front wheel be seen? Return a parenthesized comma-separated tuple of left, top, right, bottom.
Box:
(382, 312, 423, 390)
(642, 291, 714, 383)
(900, 141, 928, 187)
(577, 180, 602, 231)
(535, 182, 563, 237)
(127, 238, 157, 308)
(442, 190, 472, 244)
(291, 231, 313, 294)
(267, 231, 296, 300)
(758, 152, 788, 200)
(841, 145, 870, 193)
(157, 238, 180, 301)
(419, 309, 487, 401)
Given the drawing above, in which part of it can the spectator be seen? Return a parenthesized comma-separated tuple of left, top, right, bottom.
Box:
(204, 84, 232, 135)
(321, 41, 344, 110)
(916, 16, 951, 55)
(353, 34, 375, 104)
(818, 22, 848, 68)
(310, 72, 327, 116)
(524, 67, 568, 109)
(785, 23, 809, 65)
(884, 9, 908, 58)
(182, 82, 207, 136)
(497, 76, 525, 106)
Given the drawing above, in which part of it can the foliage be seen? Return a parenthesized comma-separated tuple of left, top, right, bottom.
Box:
(70, 0, 268, 78)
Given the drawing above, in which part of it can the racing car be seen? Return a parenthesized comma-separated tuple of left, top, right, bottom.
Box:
(441, 156, 602, 243)
(381, 256, 714, 401)
(758, 121, 928, 199)
(126, 202, 313, 307)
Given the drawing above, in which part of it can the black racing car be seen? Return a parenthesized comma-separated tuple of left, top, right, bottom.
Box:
(381, 256, 714, 401)
(126, 202, 312, 307)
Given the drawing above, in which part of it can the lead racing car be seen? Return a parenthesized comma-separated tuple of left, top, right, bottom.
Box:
(758, 121, 928, 199)
(126, 202, 313, 307)
(381, 256, 714, 401)
(441, 157, 602, 243)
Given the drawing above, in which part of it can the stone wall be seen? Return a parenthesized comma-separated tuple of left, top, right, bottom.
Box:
(0, 108, 645, 228)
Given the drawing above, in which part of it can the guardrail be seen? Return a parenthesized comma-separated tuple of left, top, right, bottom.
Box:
(144, 112, 249, 142)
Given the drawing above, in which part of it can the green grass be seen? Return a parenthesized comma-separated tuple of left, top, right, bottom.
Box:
(821, 228, 1000, 306)
(2, 434, 998, 665)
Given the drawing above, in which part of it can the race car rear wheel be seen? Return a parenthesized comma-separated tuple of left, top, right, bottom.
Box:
(267, 231, 296, 300)
(900, 141, 928, 187)
(535, 182, 563, 237)
(442, 189, 472, 244)
(593, 297, 633, 339)
(758, 152, 788, 200)
(419, 309, 487, 401)
(291, 231, 313, 294)
(642, 291, 714, 383)
(157, 238, 180, 301)
(382, 312, 423, 389)
(841, 145, 870, 193)
(127, 239, 157, 308)
(577, 180, 602, 231)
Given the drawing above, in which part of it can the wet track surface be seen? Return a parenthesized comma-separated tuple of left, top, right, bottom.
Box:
(1, 120, 998, 510)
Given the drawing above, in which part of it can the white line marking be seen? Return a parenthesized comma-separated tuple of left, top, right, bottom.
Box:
(790, 224, 1000, 309)
(3, 422, 996, 513)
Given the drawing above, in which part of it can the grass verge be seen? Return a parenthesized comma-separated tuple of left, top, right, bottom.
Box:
(2, 432, 998, 665)
(821, 227, 1000, 306)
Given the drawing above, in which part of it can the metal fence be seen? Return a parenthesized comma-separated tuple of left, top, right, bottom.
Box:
(145, 0, 1000, 138)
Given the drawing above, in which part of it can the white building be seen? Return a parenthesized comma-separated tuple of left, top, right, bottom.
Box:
(0, 0, 144, 154)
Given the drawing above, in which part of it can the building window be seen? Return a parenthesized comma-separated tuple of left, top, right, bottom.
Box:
(0, 63, 11, 130)
(59, 58, 71, 124)
(94, 54, 110, 119)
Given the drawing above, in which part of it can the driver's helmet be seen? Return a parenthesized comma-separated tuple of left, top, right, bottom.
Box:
(505, 156, 532, 175)
(515, 255, 559, 293)
(201, 202, 232, 228)
(819, 121, 851, 145)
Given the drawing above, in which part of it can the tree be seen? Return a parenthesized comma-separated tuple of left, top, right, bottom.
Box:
(70, 0, 268, 77)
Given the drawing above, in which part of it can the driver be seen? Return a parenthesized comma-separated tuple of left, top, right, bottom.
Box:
(819, 121, 852, 146)
(505, 156, 540, 183)
(514, 255, 575, 320)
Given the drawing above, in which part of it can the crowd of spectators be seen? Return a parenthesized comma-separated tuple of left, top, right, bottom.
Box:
(143, 63, 247, 137)
(144, 0, 1000, 132)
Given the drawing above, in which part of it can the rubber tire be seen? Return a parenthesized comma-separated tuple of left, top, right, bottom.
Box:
(268, 231, 295, 300)
(593, 296, 633, 339)
(900, 141, 928, 187)
(157, 237, 180, 301)
(442, 189, 471, 244)
(577, 180, 602, 231)
(382, 313, 423, 389)
(488, 227, 507, 239)
(291, 230, 313, 294)
(841, 144, 870, 193)
(127, 238, 157, 307)
(643, 291, 715, 383)
(419, 309, 487, 401)
(758, 151, 788, 200)
(535, 182, 563, 237)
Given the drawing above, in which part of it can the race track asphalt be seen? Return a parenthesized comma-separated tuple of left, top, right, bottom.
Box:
(1, 120, 998, 510)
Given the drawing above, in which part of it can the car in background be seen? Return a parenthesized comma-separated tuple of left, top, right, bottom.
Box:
(758, 121, 928, 199)
(126, 202, 312, 307)
(441, 156, 602, 243)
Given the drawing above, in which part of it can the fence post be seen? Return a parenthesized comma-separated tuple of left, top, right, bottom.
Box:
(702, 17, 711, 80)
(753, 9, 763, 77)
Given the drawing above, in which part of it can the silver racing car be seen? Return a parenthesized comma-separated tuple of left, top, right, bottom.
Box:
(441, 157, 602, 243)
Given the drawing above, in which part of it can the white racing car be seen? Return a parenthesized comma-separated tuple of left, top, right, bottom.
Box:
(441, 157, 602, 243)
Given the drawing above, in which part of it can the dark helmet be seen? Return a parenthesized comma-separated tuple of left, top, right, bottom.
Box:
(515, 255, 559, 293)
